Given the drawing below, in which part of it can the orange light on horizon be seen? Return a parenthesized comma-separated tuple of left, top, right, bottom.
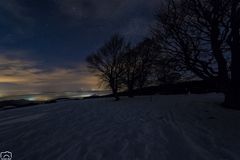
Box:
(0, 76, 27, 83)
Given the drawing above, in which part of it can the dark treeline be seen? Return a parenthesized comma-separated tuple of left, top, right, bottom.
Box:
(86, 35, 179, 100)
(87, 0, 240, 109)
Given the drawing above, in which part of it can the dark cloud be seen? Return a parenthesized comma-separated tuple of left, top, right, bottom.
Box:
(56, 0, 161, 20)
(0, 0, 34, 42)
(0, 0, 33, 23)
(55, 0, 161, 38)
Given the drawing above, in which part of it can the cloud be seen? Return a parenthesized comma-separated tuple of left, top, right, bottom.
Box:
(56, 0, 162, 20)
(0, 0, 34, 45)
(56, 0, 126, 19)
(54, 0, 162, 41)
(0, 53, 99, 96)
(0, 0, 32, 23)
(120, 18, 153, 40)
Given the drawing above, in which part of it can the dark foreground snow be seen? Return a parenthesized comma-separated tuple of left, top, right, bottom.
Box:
(0, 94, 240, 160)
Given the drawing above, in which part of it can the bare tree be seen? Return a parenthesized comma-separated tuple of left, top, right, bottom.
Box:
(152, 0, 231, 92)
(153, 55, 181, 85)
(86, 34, 129, 100)
(186, 0, 231, 91)
(135, 38, 157, 89)
(121, 48, 139, 97)
(120, 38, 156, 96)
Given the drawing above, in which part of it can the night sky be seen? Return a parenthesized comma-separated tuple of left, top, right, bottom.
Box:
(0, 0, 162, 96)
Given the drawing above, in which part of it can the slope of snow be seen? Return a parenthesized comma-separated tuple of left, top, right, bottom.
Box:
(0, 94, 240, 160)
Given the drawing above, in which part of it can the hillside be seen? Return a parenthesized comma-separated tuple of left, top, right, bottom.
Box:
(0, 94, 239, 160)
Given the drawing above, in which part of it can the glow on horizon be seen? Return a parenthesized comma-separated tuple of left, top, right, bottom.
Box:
(27, 96, 52, 101)
(0, 55, 102, 96)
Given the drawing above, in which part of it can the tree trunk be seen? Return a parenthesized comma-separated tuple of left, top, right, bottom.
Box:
(225, 0, 240, 109)
(110, 80, 120, 101)
(210, 22, 229, 93)
(225, 41, 240, 109)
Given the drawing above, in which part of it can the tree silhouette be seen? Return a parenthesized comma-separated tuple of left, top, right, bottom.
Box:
(86, 34, 129, 100)
(225, 0, 240, 108)
(134, 39, 157, 89)
(152, 0, 231, 97)
(120, 38, 158, 97)
(153, 55, 181, 85)
(121, 48, 139, 97)
(86, 0, 240, 104)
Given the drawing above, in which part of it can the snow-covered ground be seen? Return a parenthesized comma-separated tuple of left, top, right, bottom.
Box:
(0, 94, 240, 160)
